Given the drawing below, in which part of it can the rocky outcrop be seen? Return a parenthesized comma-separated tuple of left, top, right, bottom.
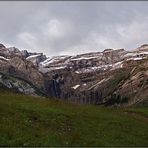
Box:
(137, 44, 148, 51)
(9, 56, 44, 89)
(0, 72, 44, 96)
(26, 53, 46, 66)
(0, 44, 5, 49)
(0, 44, 45, 90)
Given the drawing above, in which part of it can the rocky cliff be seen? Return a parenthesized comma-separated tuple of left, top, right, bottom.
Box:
(0, 43, 147, 106)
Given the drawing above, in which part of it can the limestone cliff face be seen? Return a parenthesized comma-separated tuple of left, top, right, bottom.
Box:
(9, 57, 44, 89)
(0, 44, 44, 89)
(0, 43, 148, 106)
(38, 45, 148, 106)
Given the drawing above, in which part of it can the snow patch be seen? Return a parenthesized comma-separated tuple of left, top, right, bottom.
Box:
(71, 56, 99, 61)
(0, 56, 10, 61)
(112, 61, 123, 70)
(127, 57, 144, 61)
(72, 84, 80, 90)
(26, 54, 41, 59)
(39, 65, 66, 73)
(138, 51, 148, 55)
(124, 51, 148, 58)
(40, 56, 69, 67)
(53, 66, 67, 70)
(75, 71, 80, 74)
(83, 83, 87, 86)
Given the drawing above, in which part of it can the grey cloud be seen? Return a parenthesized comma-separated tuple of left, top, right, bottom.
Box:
(0, 1, 148, 56)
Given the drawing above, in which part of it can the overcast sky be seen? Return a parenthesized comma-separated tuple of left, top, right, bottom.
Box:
(0, 1, 148, 56)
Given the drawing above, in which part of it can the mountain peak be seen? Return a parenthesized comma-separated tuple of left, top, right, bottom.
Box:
(0, 43, 6, 49)
(137, 44, 148, 51)
(140, 44, 148, 48)
(103, 49, 113, 53)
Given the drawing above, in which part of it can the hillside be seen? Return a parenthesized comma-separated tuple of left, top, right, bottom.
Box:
(0, 91, 148, 147)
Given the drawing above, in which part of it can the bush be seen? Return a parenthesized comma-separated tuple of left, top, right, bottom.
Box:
(106, 94, 130, 106)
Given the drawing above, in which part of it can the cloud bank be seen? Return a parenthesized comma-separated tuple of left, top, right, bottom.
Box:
(0, 1, 148, 56)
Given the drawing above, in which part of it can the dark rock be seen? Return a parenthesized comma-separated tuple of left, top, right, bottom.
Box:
(0, 44, 6, 49)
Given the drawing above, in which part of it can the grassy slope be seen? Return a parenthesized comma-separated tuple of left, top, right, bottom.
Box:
(0, 91, 148, 147)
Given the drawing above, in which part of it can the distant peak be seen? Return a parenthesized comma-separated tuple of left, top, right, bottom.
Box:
(103, 49, 113, 53)
(136, 44, 148, 51)
(0, 43, 6, 49)
(140, 44, 148, 48)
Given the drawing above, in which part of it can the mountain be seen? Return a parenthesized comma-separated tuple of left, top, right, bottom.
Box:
(0, 43, 148, 106)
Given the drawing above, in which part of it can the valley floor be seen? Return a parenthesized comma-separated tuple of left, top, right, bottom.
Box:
(0, 91, 148, 147)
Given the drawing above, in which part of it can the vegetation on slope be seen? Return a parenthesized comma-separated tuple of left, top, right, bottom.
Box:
(0, 91, 148, 147)
(0, 71, 47, 97)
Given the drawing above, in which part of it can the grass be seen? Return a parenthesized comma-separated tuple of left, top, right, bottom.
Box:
(0, 91, 148, 147)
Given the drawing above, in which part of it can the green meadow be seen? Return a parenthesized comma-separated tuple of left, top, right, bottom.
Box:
(0, 91, 147, 147)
